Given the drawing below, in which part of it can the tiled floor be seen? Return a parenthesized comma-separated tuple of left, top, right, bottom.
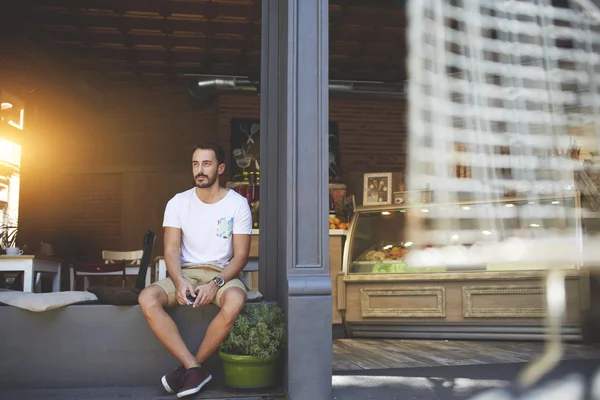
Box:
(333, 339, 600, 371)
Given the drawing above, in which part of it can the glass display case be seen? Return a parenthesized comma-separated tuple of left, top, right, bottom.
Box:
(343, 192, 582, 274)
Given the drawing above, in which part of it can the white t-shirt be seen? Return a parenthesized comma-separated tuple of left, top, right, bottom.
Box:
(162, 188, 252, 268)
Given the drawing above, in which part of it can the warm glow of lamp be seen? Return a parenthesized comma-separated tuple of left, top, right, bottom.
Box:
(7, 109, 24, 130)
(0, 138, 21, 167)
(1, 101, 24, 131)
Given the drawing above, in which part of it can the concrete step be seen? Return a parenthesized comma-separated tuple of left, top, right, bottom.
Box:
(0, 384, 286, 400)
(0, 303, 278, 390)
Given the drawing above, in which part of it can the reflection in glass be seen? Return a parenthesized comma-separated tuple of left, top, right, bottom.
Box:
(345, 194, 580, 275)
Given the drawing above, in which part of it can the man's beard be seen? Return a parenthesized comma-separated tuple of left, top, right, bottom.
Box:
(195, 173, 218, 188)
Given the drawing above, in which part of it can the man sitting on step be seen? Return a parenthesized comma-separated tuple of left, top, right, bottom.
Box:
(139, 140, 251, 399)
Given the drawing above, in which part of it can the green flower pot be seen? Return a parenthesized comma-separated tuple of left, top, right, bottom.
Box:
(219, 351, 279, 389)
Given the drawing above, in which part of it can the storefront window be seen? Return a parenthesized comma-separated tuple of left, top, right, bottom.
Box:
(0, 135, 22, 229)
(344, 193, 580, 274)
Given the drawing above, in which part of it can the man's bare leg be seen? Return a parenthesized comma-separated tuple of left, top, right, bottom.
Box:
(139, 286, 199, 369)
(195, 287, 246, 364)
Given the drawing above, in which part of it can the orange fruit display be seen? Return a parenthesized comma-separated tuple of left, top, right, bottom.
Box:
(329, 215, 350, 231)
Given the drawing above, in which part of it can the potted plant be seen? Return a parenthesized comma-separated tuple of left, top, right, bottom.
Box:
(219, 303, 286, 388)
(0, 223, 18, 253)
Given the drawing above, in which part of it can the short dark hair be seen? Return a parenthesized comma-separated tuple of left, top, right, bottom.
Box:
(193, 140, 225, 165)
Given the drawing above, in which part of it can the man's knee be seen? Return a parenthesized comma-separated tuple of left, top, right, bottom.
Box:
(139, 286, 167, 316)
(219, 288, 246, 326)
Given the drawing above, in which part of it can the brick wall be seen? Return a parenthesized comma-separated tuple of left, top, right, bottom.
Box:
(216, 93, 408, 176)
(19, 83, 218, 261)
(19, 174, 123, 261)
(18, 84, 407, 267)
(330, 97, 407, 173)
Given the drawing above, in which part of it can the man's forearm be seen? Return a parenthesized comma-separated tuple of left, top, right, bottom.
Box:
(218, 255, 248, 283)
(165, 251, 185, 285)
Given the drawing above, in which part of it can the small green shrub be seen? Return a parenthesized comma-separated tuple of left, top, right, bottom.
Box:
(220, 304, 286, 361)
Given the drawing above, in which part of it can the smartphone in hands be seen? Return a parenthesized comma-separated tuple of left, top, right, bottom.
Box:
(186, 290, 197, 305)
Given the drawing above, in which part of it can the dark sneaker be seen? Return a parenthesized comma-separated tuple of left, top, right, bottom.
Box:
(177, 366, 212, 398)
(161, 365, 186, 394)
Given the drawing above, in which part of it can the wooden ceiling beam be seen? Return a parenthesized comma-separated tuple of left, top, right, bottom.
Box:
(328, 0, 406, 10)
(0, 37, 106, 109)
(239, 0, 260, 74)
(0, 0, 407, 85)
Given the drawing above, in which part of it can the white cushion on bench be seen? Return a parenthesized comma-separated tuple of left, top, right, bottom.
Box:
(0, 290, 98, 312)
(247, 290, 263, 302)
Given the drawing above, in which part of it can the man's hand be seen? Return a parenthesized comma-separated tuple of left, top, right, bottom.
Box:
(175, 281, 196, 305)
(193, 282, 218, 307)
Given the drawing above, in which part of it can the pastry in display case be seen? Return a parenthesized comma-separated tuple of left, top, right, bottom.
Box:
(353, 243, 446, 274)
(343, 192, 582, 275)
(343, 204, 446, 274)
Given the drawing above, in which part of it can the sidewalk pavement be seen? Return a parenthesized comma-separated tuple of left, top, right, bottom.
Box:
(331, 358, 600, 400)
(0, 358, 597, 400)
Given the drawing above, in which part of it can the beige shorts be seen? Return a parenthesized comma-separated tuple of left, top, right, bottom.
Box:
(152, 265, 247, 307)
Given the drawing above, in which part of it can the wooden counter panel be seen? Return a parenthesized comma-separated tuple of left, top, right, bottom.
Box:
(246, 233, 346, 324)
(463, 285, 545, 318)
(360, 287, 445, 318)
(344, 275, 582, 324)
(249, 235, 259, 258)
(249, 231, 346, 259)
(336, 274, 346, 311)
(330, 236, 343, 324)
(463, 279, 580, 322)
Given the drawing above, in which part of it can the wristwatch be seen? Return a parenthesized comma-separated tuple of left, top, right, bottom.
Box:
(212, 276, 225, 288)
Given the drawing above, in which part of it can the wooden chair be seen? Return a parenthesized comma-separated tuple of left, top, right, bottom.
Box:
(70, 231, 156, 291)
(135, 230, 156, 290)
(70, 250, 141, 291)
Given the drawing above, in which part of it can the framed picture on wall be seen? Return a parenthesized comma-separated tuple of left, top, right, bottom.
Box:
(363, 172, 393, 206)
